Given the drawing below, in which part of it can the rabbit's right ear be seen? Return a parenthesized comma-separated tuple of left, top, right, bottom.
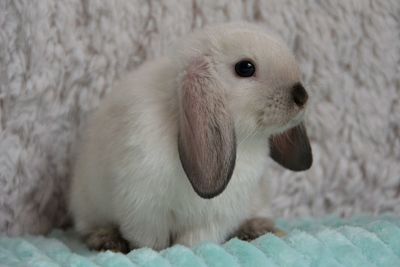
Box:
(178, 57, 236, 199)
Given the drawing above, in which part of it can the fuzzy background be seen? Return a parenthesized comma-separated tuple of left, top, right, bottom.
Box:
(0, 0, 399, 235)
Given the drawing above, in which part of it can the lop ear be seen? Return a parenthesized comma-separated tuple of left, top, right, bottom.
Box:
(269, 123, 312, 171)
(178, 57, 236, 199)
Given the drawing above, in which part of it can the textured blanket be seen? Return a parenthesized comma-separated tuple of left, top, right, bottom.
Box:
(1, 216, 400, 267)
(0, 0, 399, 235)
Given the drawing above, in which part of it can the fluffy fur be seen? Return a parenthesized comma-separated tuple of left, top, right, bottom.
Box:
(69, 23, 310, 250)
(1, 0, 399, 235)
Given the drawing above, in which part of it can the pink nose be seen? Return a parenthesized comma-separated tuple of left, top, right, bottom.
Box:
(292, 83, 308, 107)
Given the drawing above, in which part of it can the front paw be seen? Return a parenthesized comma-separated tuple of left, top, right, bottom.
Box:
(85, 228, 130, 253)
(234, 217, 286, 241)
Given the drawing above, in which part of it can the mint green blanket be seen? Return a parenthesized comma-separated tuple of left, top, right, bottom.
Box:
(1, 216, 399, 267)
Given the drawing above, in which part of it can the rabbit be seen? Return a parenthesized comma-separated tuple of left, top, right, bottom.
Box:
(69, 22, 312, 252)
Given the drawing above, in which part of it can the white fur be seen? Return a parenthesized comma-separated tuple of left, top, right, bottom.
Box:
(69, 23, 305, 250)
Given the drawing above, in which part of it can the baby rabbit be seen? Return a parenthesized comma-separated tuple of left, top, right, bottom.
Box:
(69, 22, 312, 252)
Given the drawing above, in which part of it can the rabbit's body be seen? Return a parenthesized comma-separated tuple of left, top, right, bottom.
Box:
(70, 22, 312, 251)
(70, 57, 270, 249)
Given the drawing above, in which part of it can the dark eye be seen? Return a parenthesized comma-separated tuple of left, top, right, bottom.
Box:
(234, 60, 256, 77)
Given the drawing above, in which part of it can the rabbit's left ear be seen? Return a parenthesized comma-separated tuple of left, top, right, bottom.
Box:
(178, 57, 236, 199)
(269, 123, 312, 171)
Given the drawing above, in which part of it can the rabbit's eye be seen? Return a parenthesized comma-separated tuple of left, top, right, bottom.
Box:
(235, 60, 255, 77)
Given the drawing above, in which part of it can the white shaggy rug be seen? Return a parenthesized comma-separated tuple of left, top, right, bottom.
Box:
(0, 0, 399, 235)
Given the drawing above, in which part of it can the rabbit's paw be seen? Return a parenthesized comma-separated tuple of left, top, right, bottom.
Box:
(86, 228, 130, 253)
(234, 217, 286, 241)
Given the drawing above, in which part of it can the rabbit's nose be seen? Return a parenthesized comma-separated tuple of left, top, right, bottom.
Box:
(292, 83, 308, 107)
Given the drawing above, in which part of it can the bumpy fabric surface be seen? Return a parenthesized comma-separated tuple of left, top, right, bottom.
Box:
(0, 216, 399, 267)
(1, 0, 400, 235)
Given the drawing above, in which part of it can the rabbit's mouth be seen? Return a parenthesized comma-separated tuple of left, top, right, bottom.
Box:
(288, 110, 305, 128)
(259, 108, 305, 137)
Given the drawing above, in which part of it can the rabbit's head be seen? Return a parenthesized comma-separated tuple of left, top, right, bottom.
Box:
(176, 23, 312, 199)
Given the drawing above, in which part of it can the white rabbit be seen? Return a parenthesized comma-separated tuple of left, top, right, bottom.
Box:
(69, 22, 312, 252)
